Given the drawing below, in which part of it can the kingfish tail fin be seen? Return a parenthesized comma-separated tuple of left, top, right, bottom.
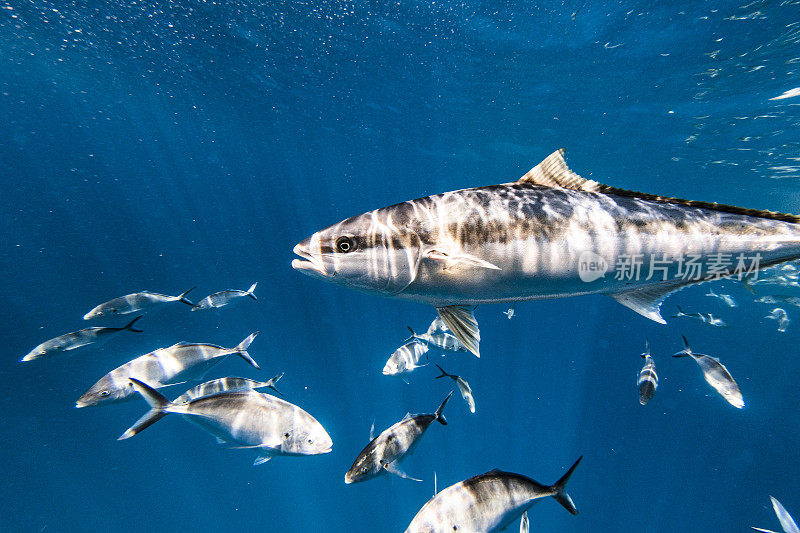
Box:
(673, 335, 693, 357)
(552, 456, 582, 516)
(435, 391, 454, 425)
(436, 305, 480, 357)
(247, 282, 258, 301)
(123, 315, 144, 333)
(265, 372, 284, 395)
(434, 363, 450, 379)
(177, 287, 196, 306)
(119, 378, 173, 440)
(234, 331, 261, 369)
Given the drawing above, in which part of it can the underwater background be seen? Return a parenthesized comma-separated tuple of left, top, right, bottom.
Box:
(3, 1, 800, 531)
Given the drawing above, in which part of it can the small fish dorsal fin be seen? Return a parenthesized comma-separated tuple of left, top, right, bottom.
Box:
(517, 149, 601, 191)
(401, 412, 412, 421)
(519, 149, 800, 223)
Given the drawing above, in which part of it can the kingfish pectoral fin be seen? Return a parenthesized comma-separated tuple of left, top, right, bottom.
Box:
(424, 249, 501, 271)
(520, 511, 530, 533)
(552, 456, 582, 516)
(436, 306, 480, 358)
(253, 455, 272, 466)
(770, 496, 800, 533)
(383, 462, 422, 482)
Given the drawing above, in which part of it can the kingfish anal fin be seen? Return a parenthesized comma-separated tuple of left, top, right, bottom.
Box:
(520, 511, 529, 533)
(436, 306, 480, 357)
(383, 462, 422, 482)
(609, 282, 696, 324)
(424, 249, 501, 271)
(253, 455, 272, 466)
(518, 149, 800, 223)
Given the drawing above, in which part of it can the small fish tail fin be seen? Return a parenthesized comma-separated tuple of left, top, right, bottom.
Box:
(434, 363, 450, 379)
(265, 372, 284, 395)
(119, 378, 172, 440)
(435, 390, 454, 425)
(177, 286, 196, 306)
(234, 331, 261, 369)
(247, 282, 258, 301)
(641, 337, 650, 359)
(123, 315, 144, 333)
(551, 456, 582, 516)
(673, 335, 692, 357)
(404, 326, 417, 343)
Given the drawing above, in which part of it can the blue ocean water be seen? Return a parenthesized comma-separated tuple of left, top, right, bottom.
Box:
(3, 1, 800, 531)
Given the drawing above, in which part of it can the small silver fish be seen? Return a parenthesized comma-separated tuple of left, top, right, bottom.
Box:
(435, 364, 475, 413)
(752, 495, 800, 533)
(756, 295, 800, 307)
(83, 288, 195, 319)
(174, 374, 283, 404)
(673, 336, 744, 409)
(345, 391, 453, 484)
(407, 327, 469, 355)
(383, 340, 429, 380)
(637, 339, 658, 405)
(705, 288, 737, 307)
(21, 316, 143, 362)
(191, 282, 258, 311)
(76, 332, 260, 407)
(120, 379, 332, 465)
(672, 305, 727, 327)
(766, 308, 791, 332)
(404, 457, 582, 532)
(503, 307, 516, 319)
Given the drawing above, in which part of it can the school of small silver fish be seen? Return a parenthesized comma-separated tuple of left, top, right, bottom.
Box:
(23, 149, 800, 530)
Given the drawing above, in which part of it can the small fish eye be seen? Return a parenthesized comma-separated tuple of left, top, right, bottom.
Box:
(307, 439, 312, 444)
(335, 236, 356, 253)
(99, 390, 110, 397)
(284, 432, 290, 438)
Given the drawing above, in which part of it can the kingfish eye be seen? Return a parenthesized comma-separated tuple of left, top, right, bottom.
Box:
(99, 390, 110, 397)
(335, 236, 356, 253)
(307, 439, 312, 444)
(284, 432, 290, 438)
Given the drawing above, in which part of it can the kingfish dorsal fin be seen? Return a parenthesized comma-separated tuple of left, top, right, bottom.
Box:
(518, 149, 598, 190)
(520, 150, 800, 223)
(383, 462, 422, 482)
(436, 306, 480, 357)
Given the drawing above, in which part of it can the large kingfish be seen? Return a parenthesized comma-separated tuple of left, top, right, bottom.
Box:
(293, 149, 800, 356)
(405, 456, 582, 532)
(76, 332, 260, 407)
(120, 379, 332, 465)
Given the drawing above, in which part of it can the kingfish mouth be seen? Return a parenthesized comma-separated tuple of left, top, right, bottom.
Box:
(291, 242, 328, 277)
